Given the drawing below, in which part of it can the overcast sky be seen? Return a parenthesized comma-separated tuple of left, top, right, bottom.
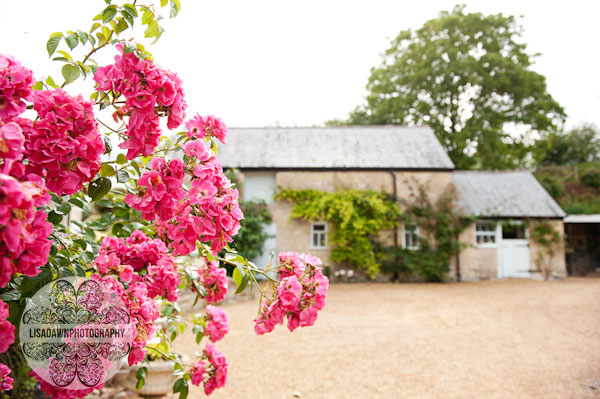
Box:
(1, 0, 599, 130)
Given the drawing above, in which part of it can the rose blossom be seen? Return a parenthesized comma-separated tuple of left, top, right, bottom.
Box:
(23, 88, 104, 195)
(203, 343, 227, 395)
(204, 305, 229, 342)
(94, 45, 186, 159)
(0, 363, 12, 391)
(190, 360, 206, 387)
(196, 258, 228, 304)
(254, 252, 328, 335)
(0, 54, 34, 120)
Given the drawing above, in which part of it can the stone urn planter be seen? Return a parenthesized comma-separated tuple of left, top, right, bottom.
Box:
(127, 359, 176, 398)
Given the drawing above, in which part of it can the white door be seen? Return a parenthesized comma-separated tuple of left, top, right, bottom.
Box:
(252, 223, 277, 279)
(498, 224, 531, 278)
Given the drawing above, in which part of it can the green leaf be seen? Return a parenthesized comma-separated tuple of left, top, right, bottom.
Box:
(76, 30, 88, 45)
(90, 22, 102, 32)
(46, 33, 62, 57)
(232, 267, 243, 288)
(103, 136, 112, 154)
(173, 378, 186, 393)
(157, 341, 169, 354)
(102, 26, 112, 42)
(77, 61, 89, 73)
(61, 64, 80, 83)
(100, 163, 115, 177)
(97, 199, 113, 208)
(68, 198, 84, 208)
(116, 169, 129, 183)
(102, 6, 118, 23)
(179, 386, 188, 399)
(46, 76, 57, 88)
(55, 202, 72, 215)
(114, 18, 128, 35)
(144, 20, 159, 38)
(96, 32, 106, 46)
(19, 267, 52, 298)
(235, 273, 250, 294)
(135, 366, 147, 390)
(112, 222, 124, 236)
(121, 10, 134, 27)
(123, 4, 138, 17)
(65, 33, 79, 50)
(56, 50, 73, 61)
(32, 81, 43, 90)
(170, 0, 181, 18)
(0, 290, 20, 302)
(160, 0, 168, 6)
(88, 177, 112, 201)
(47, 211, 63, 225)
(116, 153, 128, 164)
(142, 9, 153, 24)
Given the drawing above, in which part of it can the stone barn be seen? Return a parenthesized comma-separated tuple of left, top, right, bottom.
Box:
(217, 126, 567, 280)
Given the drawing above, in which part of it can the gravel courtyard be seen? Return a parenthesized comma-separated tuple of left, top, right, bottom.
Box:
(176, 278, 600, 399)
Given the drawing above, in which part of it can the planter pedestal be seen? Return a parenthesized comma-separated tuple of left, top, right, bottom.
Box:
(127, 360, 176, 398)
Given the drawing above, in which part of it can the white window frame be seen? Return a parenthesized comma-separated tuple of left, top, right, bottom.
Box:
(310, 222, 328, 249)
(402, 223, 419, 250)
(473, 220, 500, 248)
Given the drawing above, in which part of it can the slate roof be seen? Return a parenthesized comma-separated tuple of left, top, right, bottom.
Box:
(217, 126, 454, 170)
(452, 171, 566, 218)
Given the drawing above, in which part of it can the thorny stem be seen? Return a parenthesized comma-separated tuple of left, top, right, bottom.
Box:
(97, 119, 123, 134)
(146, 345, 190, 368)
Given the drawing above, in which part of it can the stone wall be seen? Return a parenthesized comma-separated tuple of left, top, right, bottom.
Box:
(237, 170, 567, 281)
(529, 219, 567, 279)
(244, 170, 453, 276)
(454, 219, 567, 281)
(453, 225, 498, 281)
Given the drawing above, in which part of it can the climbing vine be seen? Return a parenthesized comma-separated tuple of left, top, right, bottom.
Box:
(276, 189, 401, 278)
(381, 182, 473, 282)
(530, 220, 562, 279)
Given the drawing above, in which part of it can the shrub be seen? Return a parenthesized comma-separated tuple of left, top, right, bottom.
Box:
(539, 175, 564, 197)
(581, 168, 600, 188)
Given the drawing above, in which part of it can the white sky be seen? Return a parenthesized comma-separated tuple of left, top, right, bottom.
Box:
(1, 0, 599, 130)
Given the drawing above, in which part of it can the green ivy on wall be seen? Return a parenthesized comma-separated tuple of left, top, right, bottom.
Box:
(381, 183, 474, 282)
(276, 189, 401, 278)
(530, 220, 561, 280)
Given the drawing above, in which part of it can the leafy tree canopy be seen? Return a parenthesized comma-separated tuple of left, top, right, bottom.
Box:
(534, 123, 600, 166)
(331, 5, 565, 170)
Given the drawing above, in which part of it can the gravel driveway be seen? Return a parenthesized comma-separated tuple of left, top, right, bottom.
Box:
(175, 278, 600, 399)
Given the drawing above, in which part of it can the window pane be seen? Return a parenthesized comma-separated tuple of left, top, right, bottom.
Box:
(502, 226, 526, 239)
(313, 234, 318, 247)
(313, 224, 325, 231)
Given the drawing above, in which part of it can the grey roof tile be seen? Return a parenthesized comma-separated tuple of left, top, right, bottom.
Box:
(217, 126, 454, 169)
(452, 171, 566, 218)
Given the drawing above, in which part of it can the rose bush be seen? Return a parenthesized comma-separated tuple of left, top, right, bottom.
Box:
(0, 1, 328, 398)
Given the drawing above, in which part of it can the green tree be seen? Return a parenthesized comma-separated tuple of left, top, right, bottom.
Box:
(332, 5, 565, 169)
(534, 123, 600, 166)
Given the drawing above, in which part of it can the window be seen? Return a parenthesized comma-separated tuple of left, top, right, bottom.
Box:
(502, 223, 527, 239)
(311, 222, 327, 249)
(474, 221, 498, 246)
(403, 223, 419, 250)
